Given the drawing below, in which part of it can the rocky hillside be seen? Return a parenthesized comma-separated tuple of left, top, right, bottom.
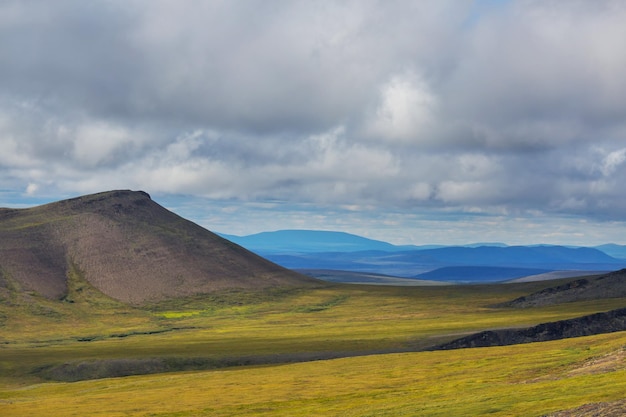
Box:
(429, 270, 626, 350)
(501, 269, 626, 308)
(431, 307, 626, 350)
(0, 190, 319, 304)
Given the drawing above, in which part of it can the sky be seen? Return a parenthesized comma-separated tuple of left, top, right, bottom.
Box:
(2, 0, 626, 246)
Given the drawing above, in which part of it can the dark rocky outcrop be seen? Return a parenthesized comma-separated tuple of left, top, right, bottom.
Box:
(430, 307, 626, 350)
(500, 269, 626, 308)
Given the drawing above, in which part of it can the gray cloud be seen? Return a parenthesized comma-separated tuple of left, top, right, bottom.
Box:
(2, 0, 626, 243)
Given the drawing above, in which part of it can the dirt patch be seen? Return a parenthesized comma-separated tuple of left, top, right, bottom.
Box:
(544, 399, 626, 417)
(567, 347, 626, 377)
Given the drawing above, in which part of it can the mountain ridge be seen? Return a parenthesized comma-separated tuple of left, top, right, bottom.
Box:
(222, 229, 626, 258)
(0, 190, 319, 305)
(220, 229, 419, 253)
(223, 229, 626, 281)
(257, 246, 624, 280)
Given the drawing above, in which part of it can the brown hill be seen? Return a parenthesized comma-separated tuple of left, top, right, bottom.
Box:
(0, 190, 319, 304)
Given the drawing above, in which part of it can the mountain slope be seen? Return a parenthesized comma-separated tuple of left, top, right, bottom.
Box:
(0, 190, 318, 304)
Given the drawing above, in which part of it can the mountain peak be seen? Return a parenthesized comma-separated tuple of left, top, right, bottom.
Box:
(47, 189, 151, 210)
(75, 189, 151, 200)
(0, 191, 318, 305)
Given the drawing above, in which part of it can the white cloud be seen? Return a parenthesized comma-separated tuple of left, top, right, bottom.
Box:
(407, 183, 431, 201)
(73, 122, 139, 167)
(2, 1, 626, 244)
(25, 183, 39, 195)
(601, 148, 626, 176)
(365, 72, 438, 142)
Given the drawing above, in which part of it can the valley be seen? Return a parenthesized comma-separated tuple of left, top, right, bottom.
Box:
(2, 276, 626, 416)
(1, 191, 625, 416)
(5, 2, 626, 415)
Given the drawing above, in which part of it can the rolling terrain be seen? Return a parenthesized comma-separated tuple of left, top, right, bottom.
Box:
(0, 190, 318, 304)
(1, 191, 626, 416)
(1, 274, 625, 416)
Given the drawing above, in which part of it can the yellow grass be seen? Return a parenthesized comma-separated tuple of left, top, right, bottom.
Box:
(1, 281, 625, 416)
(1, 332, 625, 416)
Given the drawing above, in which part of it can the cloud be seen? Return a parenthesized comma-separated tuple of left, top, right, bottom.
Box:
(601, 148, 626, 176)
(2, 1, 626, 244)
(25, 183, 39, 196)
(365, 71, 438, 143)
(443, 1, 626, 149)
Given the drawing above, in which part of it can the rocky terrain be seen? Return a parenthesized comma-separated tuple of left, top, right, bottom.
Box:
(501, 269, 626, 308)
(431, 307, 626, 350)
(428, 270, 626, 350)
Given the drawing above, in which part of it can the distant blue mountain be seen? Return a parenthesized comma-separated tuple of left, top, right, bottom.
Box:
(220, 229, 421, 253)
(462, 242, 508, 248)
(594, 244, 626, 259)
(259, 246, 624, 279)
(394, 245, 620, 267)
(220, 229, 626, 282)
(219, 229, 493, 254)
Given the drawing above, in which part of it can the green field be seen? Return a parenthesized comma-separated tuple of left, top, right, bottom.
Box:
(1, 278, 625, 416)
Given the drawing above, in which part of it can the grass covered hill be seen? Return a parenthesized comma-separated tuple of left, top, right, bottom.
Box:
(0, 190, 318, 305)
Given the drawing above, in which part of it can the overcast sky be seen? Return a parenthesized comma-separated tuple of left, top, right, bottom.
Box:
(2, 0, 626, 246)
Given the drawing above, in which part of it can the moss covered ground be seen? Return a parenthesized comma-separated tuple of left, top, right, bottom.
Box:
(1, 278, 625, 416)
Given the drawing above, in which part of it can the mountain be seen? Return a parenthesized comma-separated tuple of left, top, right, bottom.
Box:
(595, 244, 626, 259)
(0, 190, 318, 305)
(222, 230, 626, 282)
(258, 246, 625, 279)
(220, 230, 427, 253)
(398, 245, 621, 267)
(223, 230, 519, 255)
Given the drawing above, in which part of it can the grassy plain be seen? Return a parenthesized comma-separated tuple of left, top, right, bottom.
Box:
(1, 278, 626, 416)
